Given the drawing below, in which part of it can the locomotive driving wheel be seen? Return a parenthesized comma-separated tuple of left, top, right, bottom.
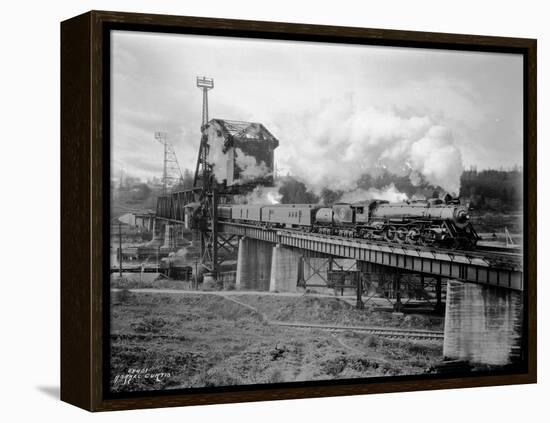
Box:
(396, 227, 408, 243)
(406, 227, 421, 244)
(384, 225, 397, 242)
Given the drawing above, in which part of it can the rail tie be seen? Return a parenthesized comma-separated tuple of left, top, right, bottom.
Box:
(270, 321, 444, 341)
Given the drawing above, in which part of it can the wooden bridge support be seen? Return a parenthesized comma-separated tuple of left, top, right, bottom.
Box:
(443, 280, 523, 365)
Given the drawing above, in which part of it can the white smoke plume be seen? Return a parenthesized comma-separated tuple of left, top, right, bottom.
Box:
(339, 183, 408, 203)
(205, 124, 272, 184)
(206, 130, 228, 182)
(275, 97, 464, 195)
(234, 148, 271, 182)
(245, 185, 282, 205)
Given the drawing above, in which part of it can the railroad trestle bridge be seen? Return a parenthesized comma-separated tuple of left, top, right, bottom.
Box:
(219, 221, 523, 290)
(134, 209, 525, 366)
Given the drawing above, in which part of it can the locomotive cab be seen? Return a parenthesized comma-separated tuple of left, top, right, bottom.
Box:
(353, 204, 368, 224)
(351, 200, 389, 225)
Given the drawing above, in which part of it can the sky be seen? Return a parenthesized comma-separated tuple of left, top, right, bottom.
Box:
(111, 30, 523, 194)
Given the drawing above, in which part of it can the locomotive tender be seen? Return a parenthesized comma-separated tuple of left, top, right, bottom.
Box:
(217, 198, 479, 250)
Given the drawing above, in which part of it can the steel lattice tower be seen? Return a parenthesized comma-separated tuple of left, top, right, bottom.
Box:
(154, 131, 184, 195)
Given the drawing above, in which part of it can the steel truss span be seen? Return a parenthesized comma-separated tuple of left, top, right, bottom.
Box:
(219, 222, 523, 291)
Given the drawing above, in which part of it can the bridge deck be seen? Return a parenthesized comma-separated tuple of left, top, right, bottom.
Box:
(219, 221, 523, 291)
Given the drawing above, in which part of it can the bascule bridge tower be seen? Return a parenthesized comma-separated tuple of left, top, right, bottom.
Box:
(155, 76, 279, 280)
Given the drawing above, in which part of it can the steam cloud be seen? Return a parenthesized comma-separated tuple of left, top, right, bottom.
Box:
(207, 135, 228, 182)
(340, 183, 408, 203)
(245, 185, 282, 205)
(234, 148, 271, 182)
(276, 97, 464, 196)
(208, 140, 271, 184)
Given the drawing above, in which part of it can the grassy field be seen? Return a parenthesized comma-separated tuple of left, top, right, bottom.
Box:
(110, 291, 444, 393)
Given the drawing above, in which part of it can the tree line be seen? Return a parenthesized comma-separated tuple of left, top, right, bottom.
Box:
(459, 169, 523, 212)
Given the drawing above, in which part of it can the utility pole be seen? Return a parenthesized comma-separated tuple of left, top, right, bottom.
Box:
(119, 168, 124, 189)
(118, 221, 123, 278)
(194, 258, 199, 290)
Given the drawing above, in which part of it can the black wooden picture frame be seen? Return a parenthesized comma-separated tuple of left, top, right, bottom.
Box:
(61, 10, 536, 411)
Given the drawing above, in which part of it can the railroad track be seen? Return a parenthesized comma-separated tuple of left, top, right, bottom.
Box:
(271, 321, 444, 341)
(476, 244, 523, 254)
(223, 222, 522, 260)
(275, 226, 524, 268)
(220, 295, 443, 341)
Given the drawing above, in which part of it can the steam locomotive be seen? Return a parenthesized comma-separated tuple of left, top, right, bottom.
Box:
(217, 197, 479, 250)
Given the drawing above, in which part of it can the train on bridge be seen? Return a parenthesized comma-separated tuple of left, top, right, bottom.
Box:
(217, 198, 479, 250)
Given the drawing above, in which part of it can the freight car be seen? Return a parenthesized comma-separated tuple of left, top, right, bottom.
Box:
(261, 204, 317, 228)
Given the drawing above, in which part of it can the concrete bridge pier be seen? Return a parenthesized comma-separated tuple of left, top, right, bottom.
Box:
(443, 280, 524, 365)
(162, 224, 176, 250)
(235, 237, 273, 291)
(162, 224, 185, 250)
(144, 215, 155, 232)
(269, 244, 301, 292)
(144, 218, 164, 248)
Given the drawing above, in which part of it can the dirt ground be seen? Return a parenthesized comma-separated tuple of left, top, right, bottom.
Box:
(110, 291, 444, 393)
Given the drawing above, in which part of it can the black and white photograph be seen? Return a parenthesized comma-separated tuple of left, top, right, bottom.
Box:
(108, 29, 526, 394)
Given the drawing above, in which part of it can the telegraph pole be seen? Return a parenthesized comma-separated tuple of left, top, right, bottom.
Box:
(118, 221, 123, 278)
(194, 257, 199, 290)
